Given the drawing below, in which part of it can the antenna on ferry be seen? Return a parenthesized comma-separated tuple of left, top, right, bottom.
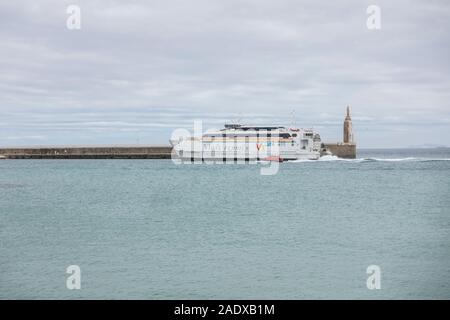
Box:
(290, 109, 296, 128)
(236, 112, 242, 124)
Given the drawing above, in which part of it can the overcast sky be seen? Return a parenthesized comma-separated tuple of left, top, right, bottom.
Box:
(0, 0, 449, 147)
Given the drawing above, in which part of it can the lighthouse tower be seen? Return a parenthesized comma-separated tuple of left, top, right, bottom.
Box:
(343, 106, 353, 144)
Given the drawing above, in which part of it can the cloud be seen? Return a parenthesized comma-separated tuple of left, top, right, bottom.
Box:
(4, 135, 47, 140)
(0, 0, 449, 147)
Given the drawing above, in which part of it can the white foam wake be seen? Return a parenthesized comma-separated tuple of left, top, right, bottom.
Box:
(287, 157, 450, 163)
(363, 157, 450, 162)
(366, 157, 418, 162)
(289, 155, 357, 163)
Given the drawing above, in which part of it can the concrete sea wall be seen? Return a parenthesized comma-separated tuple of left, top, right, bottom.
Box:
(322, 143, 356, 159)
(0, 146, 173, 159)
(1, 144, 356, 159)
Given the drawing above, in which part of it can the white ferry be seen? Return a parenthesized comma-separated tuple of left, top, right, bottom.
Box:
(171, 123, 322, 162)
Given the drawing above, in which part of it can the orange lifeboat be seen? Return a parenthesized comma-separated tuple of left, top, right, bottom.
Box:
(263, 156, 284, 162)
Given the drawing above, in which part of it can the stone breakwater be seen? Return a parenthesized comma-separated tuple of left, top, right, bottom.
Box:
(321, 143, 356, 159)
(0, 146, 173, 159)
(0, 143, 355, 159)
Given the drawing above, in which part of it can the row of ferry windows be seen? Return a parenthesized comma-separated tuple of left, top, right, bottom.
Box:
(204, 133, 298, 138)
(202, 141, 298, 146)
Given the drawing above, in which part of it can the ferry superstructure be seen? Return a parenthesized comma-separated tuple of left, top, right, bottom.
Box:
(171, 123, 322, 161)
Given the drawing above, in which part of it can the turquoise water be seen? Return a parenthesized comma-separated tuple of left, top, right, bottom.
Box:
(1, 148, 450, 299)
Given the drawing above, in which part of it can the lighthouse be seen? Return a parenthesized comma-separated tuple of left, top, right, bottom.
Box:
(343, 106, 353, 144)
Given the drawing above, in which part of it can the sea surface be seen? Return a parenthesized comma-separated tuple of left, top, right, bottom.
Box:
(1, 148, 449, 299)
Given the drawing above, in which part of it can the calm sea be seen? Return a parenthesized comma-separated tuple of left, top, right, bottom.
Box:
(1, 148, 449, 299)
